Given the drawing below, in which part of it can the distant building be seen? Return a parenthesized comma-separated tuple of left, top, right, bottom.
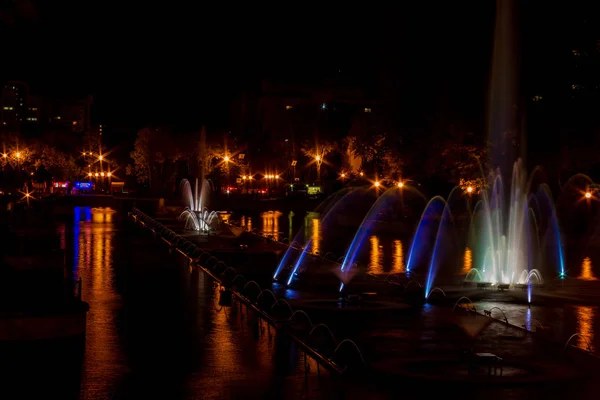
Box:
(0, 80, 93, 135)
(0, 81, 31, 129)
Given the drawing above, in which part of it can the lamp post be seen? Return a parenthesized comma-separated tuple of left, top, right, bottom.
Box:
(315, 154, 322, 183)
(223, 155, 230, 194)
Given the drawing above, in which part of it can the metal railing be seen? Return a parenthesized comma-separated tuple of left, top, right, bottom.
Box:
(130, 207, 364, 375)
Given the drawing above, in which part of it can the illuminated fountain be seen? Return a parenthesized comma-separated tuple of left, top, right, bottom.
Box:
(179, 178, 220, 234)
(406, 161, 564, 300)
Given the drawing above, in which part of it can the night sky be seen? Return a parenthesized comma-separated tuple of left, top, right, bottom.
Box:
(1, 1, 598, 138)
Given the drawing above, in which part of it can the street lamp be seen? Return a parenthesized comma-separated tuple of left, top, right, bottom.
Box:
(466, 186, 474, 194)
(95, 173, 99, 177)
(397, 182, 404, 188)
(224, 155, 230, 162)
(88, 173, 92, 177)
(585, 191, 592, 199)
(98, 155, 103, 161)
(374, 181, 380, 187)
(107, 172, 111, 177)
(315, 155, 323, 182)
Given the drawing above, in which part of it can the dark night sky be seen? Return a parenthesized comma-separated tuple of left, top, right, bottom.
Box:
(1, 1, 598, 136)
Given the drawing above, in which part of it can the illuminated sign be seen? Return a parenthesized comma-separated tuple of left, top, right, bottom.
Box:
(75, 181, 93, 189)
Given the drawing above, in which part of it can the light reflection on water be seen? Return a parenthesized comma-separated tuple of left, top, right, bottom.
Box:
(579, 257, 598, 281)
(369, 236, 383, 274)
(392, 239, 405, 273)
(71, 207, 126, 396)
(575, 305, 596, 351)
(462, 247, 472, 274)
(69, 207, 328, 399)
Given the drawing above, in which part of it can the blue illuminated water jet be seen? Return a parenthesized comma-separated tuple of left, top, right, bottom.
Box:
(339, 187, 405, 289)
(273, 189, 352, 282)
(406, 196, 447, 273)
(424, 201, 454, 299)
(286, 188, 364, 286)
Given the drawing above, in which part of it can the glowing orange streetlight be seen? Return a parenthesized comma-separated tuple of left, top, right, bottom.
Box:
(95, 172, 99, 177)
(98, 155, 103, 161)
(466, 186, 474, 194)
(397, 182, 404, 188)
(88, 172, 92, 177)
(107, 172, 112, 177)
(359, 172, 364, 177)
(15, 152, 21, 159)
(275, 175, 279, 179)
(224, 155, 230, 162)
(341, 173, 346, 178)
(374, 181, 381, 187)
(2, 153, 7, 158)
(585, 191, 592, 199)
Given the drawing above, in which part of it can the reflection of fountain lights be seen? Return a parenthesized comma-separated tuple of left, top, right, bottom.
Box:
(311, 218, 320, 255)
(462, 247, 472, 274)
(575, 305, 596, 352)
(246, 217, 252, 232)
(241, 216, 246, 227)
(525, 308, 532, 331)
(392, 239, 404, 273)
(579, 257, 598, 281)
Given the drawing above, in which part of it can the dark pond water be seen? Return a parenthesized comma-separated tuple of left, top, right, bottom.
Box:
(64, 207, 335, 399)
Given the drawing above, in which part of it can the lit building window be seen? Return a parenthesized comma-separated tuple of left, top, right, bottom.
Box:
(364, 107, 372, 113)
(285, 105, 293, 110)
